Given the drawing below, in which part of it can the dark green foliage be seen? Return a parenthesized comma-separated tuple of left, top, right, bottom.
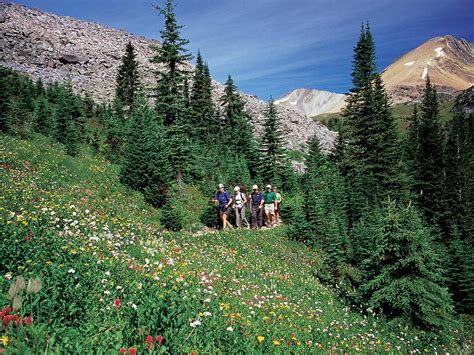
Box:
(54, 84, 82, 156)
(33, 95, 54, 135)
(100, 98, 126, 160)
(444, 91, 474, 237)
(120, 93, 172, 207)
(220, 75, 259, 177)
(358, 200, 454, 331)
(190, 51, 218, 135)
(151, 0, 193, 125)
(0, 66, 36, 134)
(302, 135, 348, 275)
(160, 197, 184, 231)
(260, 98, 287, 184)
(0, 67, 14, 132)
(409, 78, 446, 228)
(341, 23, 403, 224)
(351, 22, 376, 92)
(35, 77, 45, 96)
(201, 202, 220, 229)
(116, 41, 140, 113)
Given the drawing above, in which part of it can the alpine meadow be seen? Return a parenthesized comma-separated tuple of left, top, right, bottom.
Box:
(1, 0, 473, 353)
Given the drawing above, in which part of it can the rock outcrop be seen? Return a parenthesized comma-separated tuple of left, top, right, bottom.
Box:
(0, 2, 336, 153)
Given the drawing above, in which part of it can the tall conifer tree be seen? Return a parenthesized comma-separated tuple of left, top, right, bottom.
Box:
(151, 0, 192, 126)
(220, 75, 259, 177)
(260, 98, 286, 183)
(341, 23, 402, 222)
(116, 41, 140, 114)
(410, 77, 445, 227)
(34, 95, 53, 135)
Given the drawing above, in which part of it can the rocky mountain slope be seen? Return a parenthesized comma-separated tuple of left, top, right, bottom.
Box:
(275, 88, 346, 118)
(381, 35, 474, 103)
(0, 2, 336, 152)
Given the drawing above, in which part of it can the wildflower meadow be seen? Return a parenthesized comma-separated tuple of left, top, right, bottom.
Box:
(0, 134, 470, 353)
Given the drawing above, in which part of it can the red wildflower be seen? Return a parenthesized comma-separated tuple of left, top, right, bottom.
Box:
(156, 335, 164, 345)
(129, 348, 136, 355)
(146, 335, 153, 345)
(118, 348, 126, 354)
(190, 352, 195, 355)
(114, 298, 121, 308)
(2, 315, 11, 328)
(3, 307, 11, 316)
(24, 316, 33, 326)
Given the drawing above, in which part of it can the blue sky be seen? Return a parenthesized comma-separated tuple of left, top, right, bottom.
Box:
(11, 0, 474, 100)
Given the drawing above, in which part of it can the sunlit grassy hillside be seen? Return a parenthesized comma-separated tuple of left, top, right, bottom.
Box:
(0, 134, 465, 353)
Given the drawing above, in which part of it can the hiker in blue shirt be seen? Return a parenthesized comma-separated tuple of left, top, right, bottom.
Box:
(213, 183, 232, 230)
(250, 184, 264, 229)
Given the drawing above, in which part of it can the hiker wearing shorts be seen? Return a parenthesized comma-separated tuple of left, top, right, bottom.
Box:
(213, 183, 232, 230)
(262, 184, 277, 227)
(229, 186, 248, 229)
(250, 184, 263, 229)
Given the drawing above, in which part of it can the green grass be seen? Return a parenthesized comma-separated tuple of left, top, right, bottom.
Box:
(0, 134, 468, 353)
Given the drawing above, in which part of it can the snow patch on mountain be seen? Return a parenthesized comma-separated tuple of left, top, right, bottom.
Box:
(434, 47, 445, 57)
(422, 67, 428, 79)
(404, 61, 415, 66)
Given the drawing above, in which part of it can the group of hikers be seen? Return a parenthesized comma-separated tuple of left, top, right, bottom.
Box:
(213, 183, 283, 230)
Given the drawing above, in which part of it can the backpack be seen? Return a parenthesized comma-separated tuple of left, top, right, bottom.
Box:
(234, 192, 245, 209)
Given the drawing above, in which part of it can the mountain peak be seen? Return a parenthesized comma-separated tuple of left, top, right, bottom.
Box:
(382, 34, 474, 103)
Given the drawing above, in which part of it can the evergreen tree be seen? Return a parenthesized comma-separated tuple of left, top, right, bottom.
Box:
(190, 51, 217, 135)
(34, 95, 53, 135)
(54, 84, 80, 156)
(35, 78, 45, 97)
(120, 93, 172, 207)
(359, 200, 454, 331)
(410, 77, 445, 228)
(260, 97, 287, 184)
(444, 90, 474, 236)
(115, 41, 140, 113)
(151, 0, 193, 126)
(341, 22, 402, 223)
(220, 75, 259, 177)
(0, 66, 15, 132)
(303, 135, 348, 276)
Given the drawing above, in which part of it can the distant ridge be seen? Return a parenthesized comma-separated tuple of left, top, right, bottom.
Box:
(275, 88, 346, 117)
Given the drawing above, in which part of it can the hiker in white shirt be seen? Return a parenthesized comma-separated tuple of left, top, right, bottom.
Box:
(230, 186, 248, 229)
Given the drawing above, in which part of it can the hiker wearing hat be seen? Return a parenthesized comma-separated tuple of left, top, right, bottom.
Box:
(229, 186, 248, 229)
(250, 184, 263, 229)
(262, 184, 277, 227)
(213, 183, 232, 230)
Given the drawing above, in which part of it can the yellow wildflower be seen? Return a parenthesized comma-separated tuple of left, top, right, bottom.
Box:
(257, 336, 265, 343)
(2, 335, 8, 346)
(273, 340, 280, 346)
(70, 249, 77, 255)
